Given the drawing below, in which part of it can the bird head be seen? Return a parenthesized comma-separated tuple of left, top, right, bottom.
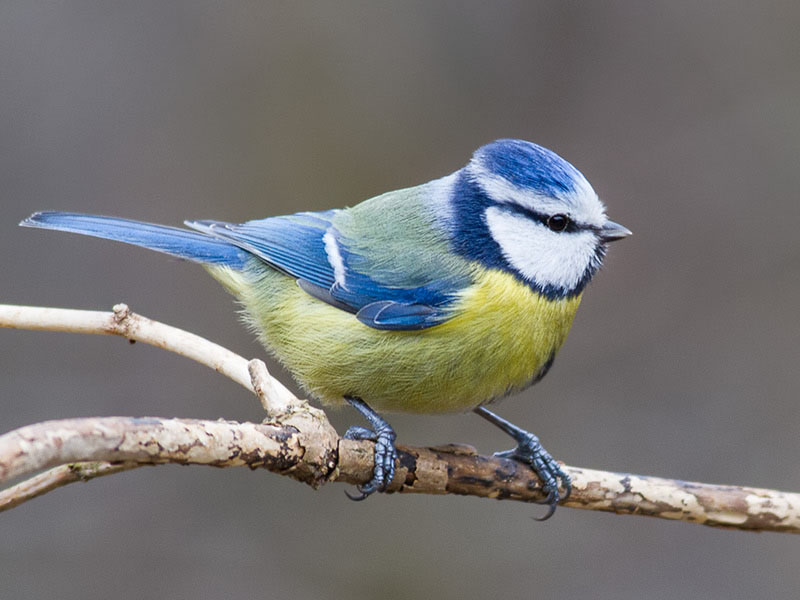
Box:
(447, 139, 630, 299)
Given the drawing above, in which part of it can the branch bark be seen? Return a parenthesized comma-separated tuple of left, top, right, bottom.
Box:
(1, 303, 798, 533)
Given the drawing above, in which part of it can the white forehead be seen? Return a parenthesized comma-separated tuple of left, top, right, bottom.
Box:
(468, 154, 608, 227)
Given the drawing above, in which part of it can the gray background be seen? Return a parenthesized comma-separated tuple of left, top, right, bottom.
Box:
(2, 2, 799, 599)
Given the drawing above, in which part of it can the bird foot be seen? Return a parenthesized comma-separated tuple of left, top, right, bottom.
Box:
(343, 398, 397, 501)
(474, 406, 570, 520)
(495, 432, 571, 520)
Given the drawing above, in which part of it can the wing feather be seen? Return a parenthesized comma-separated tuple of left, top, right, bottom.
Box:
(187, 185, 470, 330)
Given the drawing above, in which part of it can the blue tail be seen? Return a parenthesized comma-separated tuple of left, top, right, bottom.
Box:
(20, 212, 249, 268)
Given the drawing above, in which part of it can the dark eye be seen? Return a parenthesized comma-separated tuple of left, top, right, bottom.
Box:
(547, 214, 570, 232)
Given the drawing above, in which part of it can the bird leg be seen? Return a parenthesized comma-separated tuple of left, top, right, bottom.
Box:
(473, 406, 571, 520)
(343, 396, 397, 501)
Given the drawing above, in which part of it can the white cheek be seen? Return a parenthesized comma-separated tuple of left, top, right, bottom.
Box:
(485, 206, 598, 291)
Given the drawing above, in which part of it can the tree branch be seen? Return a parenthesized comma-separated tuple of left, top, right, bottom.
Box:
(1, 303, 798, 533)
(0, 461, 139, 512)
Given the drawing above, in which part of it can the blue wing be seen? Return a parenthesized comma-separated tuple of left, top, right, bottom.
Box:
(188, 212, 338, 288)
(186, 210, 466, 331)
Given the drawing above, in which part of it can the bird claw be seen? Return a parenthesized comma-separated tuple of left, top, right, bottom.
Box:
(344, 486, 372, 502)
(343, 404, 397, 500)
(343, 425, 375, 441)
(495, 432, 571, 520)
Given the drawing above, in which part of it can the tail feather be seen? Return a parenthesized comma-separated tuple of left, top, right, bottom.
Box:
(20, 212, 249, 268)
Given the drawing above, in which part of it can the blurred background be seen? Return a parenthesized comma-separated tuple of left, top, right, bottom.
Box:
(2, 2, 799, 598)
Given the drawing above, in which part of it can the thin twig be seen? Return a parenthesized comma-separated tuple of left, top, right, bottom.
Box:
(0, 302, 267, 393)
(0, 462, 139, 512)
(1, 303, 798, 533)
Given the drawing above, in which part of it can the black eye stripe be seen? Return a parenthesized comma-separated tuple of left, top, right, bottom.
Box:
(501, 204, 580, 233)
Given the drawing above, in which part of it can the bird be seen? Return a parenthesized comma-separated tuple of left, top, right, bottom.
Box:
(21, 138, 630, 518)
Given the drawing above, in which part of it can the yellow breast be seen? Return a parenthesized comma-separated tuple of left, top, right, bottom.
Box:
(209, 264, 581, 414)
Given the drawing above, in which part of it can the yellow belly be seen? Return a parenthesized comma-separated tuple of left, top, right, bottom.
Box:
(209, 264, 581, 414)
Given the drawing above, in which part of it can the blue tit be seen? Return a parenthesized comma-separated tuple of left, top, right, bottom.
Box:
(21, 138, 630, 517)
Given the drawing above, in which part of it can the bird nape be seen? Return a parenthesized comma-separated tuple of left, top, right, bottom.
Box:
(21, 138, 630, 518)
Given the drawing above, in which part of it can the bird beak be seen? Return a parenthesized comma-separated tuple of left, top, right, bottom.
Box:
(599, 220, 632, 242)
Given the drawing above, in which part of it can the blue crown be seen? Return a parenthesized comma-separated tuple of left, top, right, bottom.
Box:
(474, 139, 582, 198)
